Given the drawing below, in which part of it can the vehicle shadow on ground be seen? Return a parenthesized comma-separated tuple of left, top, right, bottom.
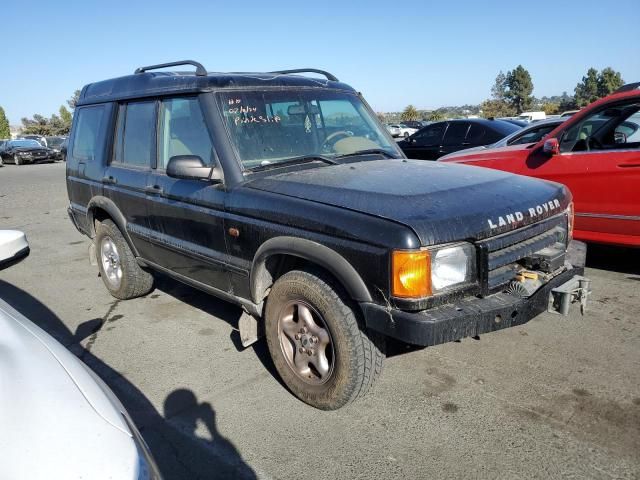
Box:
(0, 279, 258, 480)
(586, 244, 640, 275)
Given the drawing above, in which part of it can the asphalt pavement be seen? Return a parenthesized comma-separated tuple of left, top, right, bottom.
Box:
(1, 162, 639, 479)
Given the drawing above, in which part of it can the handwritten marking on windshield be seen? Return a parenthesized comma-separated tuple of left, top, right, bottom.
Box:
(233, 115, 281, 126)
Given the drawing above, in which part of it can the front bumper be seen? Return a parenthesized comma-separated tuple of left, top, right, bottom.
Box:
(361, 267, 585, 347)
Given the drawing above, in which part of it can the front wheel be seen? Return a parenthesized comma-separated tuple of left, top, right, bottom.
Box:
(265, 269, 385, 410)
(14, 154, 23, 165)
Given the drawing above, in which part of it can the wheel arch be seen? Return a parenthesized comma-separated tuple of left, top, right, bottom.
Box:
(250, 237, 373, 305)
(87, 196, 139, 256)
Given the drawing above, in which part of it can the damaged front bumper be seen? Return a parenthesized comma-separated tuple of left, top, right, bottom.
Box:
(361, 266, 589, 347)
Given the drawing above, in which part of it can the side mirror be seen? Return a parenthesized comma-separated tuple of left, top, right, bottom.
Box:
(543, 138, 560, 156)
(166, 155, 221, 182)
(0, 230, 30, 270)
(614, 132, 628, 144)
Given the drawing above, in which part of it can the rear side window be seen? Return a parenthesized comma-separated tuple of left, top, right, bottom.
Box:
(72, 105, 105, 161)
(115, 101, 156, 167)
(443, 122, 470, 146)
(466, 124, 486, 144)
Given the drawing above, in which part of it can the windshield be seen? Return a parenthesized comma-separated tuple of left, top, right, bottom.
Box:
(218, 90, 401, 169)
(10, 140, 42, 148)
(46, 136, 65, 147)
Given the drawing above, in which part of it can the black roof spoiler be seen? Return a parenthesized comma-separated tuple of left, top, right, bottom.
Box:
(614, 82, 640, 93)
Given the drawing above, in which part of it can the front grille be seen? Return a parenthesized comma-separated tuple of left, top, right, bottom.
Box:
(476, 214, 567, 294)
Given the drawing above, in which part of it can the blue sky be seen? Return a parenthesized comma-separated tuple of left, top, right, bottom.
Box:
(2, 0, 638, 124)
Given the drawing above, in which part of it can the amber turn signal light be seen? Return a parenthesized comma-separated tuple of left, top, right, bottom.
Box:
(567, 202, 574, 240)
(392, 250, 432, 298)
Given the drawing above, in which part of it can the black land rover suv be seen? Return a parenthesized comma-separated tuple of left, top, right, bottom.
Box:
(66, 60, 589, 410)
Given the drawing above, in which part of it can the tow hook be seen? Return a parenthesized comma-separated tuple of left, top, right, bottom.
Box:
(548, 275, 591, 316)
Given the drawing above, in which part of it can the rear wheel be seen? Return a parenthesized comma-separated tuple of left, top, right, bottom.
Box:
(95, 219, 154, 299)
(265, 269, 385, 410)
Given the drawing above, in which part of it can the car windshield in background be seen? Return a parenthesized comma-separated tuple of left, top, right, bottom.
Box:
(11, 140, 42, 148)
(218, 90, 401, 169)
(46, 137, 65, 147)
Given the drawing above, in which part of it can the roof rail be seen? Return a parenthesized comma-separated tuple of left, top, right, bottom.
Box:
(135, 60, 207, 76)
(614, 82, 640, 93)
(269, 68, 339, 82)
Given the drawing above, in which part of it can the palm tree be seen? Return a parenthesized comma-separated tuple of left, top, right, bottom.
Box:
(401, 105, 420, 121)
(428, 111, 445, 122)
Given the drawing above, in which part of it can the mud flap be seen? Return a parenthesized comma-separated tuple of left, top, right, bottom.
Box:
(239, 310, 262, 347)
(548, 275, 591, 316)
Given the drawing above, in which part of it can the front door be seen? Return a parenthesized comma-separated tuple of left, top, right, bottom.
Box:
(145, 96, 231, 292)
(402, 122, 446, 160)
(526, 100, 640, 243)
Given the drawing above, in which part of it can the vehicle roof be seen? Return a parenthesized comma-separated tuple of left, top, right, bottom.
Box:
(77, 70, 357, 106)
(448, 118, 521, 134)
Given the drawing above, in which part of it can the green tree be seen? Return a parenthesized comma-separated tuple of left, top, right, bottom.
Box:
(401, 105, 420, 121)
(505, 65, 534, 113)
(428, 110, 444, 122)
(0, 106, 10, 139)
(597, 67, 624, 98)
(491, 71, 508, 101)
(67, 89, 81, 110)
(542, 102, 560, 115)
(480, 99, 516, 118)
(21, 114, 52, 135)
(574, 68, 599, 107)
(59, 106, 73, 134)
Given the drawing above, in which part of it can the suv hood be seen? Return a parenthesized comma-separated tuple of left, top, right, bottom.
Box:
(247, 159, 570, 245)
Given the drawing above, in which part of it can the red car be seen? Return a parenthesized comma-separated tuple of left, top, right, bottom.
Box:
(440, 83, 640, 247)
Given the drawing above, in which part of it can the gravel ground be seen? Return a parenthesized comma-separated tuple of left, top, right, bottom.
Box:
(1, 161, 638, 479)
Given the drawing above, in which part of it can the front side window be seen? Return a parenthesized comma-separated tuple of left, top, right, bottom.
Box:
(71, 105, 105, 161)
(560, 102, 640, 152)
(509, 124, 558, 146)
(466, 124, 486, 144)
(117, 101, 156, 167)
(218, 90, 400, 169)
(158, 97, 215, 169)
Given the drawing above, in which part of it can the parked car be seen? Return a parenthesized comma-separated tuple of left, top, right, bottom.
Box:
(20, 134, 47, 146)
(400, 120, 426, 130)
(66, 60, 588, 410)
(397, 118, 520, 160)
(60, 137, 69, 161)
(387, 123, 418, 138)
(44, 135, 67, 160)
(0, 140, 6, 167)
(0, 139, 52, 165)
(440, 118, 566, 158)
(497, 117, 529, 128)
(386, 124, 401, 137)
(517, 111, 546, 123)
(440, 82, 640, 247)
(0, 230, 161, 479)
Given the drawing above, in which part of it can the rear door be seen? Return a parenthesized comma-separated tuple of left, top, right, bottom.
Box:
(145, 96, 230, 292)
(439, 122, 471, 157)
(402, 123, 446, 160)
(102, 101, 156, 259)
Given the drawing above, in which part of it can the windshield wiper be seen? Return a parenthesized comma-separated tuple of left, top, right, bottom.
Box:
(335, 149, 397, 159)
(249, 155, 339, 172)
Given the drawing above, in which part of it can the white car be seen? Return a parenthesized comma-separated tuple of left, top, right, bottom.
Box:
(387, 124, 418, 138)
(0, 230, 161, 480)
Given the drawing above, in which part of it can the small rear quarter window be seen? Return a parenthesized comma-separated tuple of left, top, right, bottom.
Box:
(72, 105, 105, 161)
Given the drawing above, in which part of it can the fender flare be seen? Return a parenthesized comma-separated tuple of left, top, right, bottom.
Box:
(250, 236, 372, 304)
(86, 196, 139, 256)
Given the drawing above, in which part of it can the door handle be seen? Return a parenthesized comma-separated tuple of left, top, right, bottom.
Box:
(144, 185, 164, 195)
(618, 162, 640, 168)
(102, 175, 117, 185)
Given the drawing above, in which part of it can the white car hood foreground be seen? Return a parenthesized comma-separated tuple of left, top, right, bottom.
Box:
(0, 299, 147, 479)
(0, 230, 29, 261)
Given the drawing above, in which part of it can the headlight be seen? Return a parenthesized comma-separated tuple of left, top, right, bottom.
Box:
(431, 243, 476, 291)
(18, 151, 29, 155)
(392, 243, 476, 298)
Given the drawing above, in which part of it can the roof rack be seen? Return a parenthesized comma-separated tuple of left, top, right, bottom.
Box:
(269, 68, 339, 82)
(615, 82, 640, 93)
(134, 60, 207, 77)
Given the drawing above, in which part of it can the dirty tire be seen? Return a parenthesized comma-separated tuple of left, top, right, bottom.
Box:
(265, 269, 385, 410)
(95, 219, 154, 299)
